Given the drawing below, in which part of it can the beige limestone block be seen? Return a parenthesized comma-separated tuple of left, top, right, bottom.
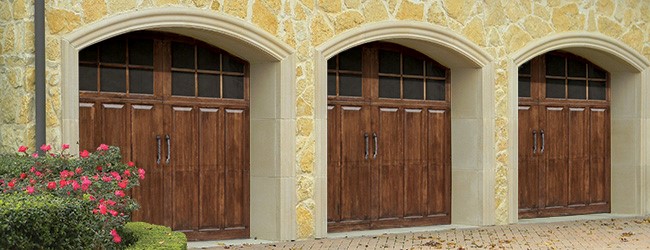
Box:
(210, 1, 221, 11)
(395, 0, 424, 21)
(363, 0, 389, 23)
(24, 22, 34, 53)
(153, 0, 181, 6)
(442, 0, 474, 24)
(551, 3, 585, 32)
(344, 0, 362, 9)
(296, 175, 314, 201)
(3, 24, 15, 53)
(45, 37, 60, 62)
(296, 202, 315, 238)
(0, 1, 11, 21)
(0, 93, 18, 123)
(224, 0, 248, 19)
(533, 3, 551, 20)
(484, 5, 506, 27)
(283, 21, 297, 47)
(107, 0, 138, 14)
(299, 149, 314, 173)
(310, 13, 334, 46)
(427, 2, 447, 26)
(46, 99, 60, 127)
(82, 0, 107, 23)
(25, 66, 35, 93)
(297, 117, 314, 137)
(7, 68, 22, 88)
(252, 1, 279, 34)
(294, 3, 308, 20)
(260, 0, 282, 12)
(318, 0, 341, 13)
(522, 15, 552, 39)
(597, 16, 623, 38)
(300, 0, 314, 10)
(46, 9, 81, 35)
(191, 0, 211, 8)
(462, 17, 486, 47)
(621, 26, 643, 51)
(504, 2, 528, 22)
(335, 10, 364, 33)
(296, 97, 313, 117)
(13, 0, 27, 20)
(596, 0, 615, 16)
(503, 25, 532, 53)
(18, 96, 33, 124)
(547, 0, 562, 7)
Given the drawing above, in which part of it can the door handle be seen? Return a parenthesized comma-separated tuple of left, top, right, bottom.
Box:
(364, 133, 369, 160)
(372, 133, 378, 159)
(156, 135, 161, 164)
(165, 134, 171, 164)
(539, 129, 546, 154)
(532, 130, 537, 154)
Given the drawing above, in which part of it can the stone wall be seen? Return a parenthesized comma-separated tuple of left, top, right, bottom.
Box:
(0, 0, 35, 153)
(1, 0, 649, 239)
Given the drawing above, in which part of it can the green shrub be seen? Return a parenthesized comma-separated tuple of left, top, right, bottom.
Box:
(125, 222, 187, 250)
(0, 194, 97, 249)
(0, 144, 146, 248)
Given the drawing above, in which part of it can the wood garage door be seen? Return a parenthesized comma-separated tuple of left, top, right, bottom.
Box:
(78, 32, 250, 240)
(518, 52, 610, 218)
(327, 43, 451, 232)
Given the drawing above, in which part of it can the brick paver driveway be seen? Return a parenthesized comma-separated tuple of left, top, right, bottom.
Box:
(193, 217, 650, 249)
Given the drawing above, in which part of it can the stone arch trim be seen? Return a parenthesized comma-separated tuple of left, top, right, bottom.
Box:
(507, 31, 650, 223)
(59, 7, 297, 241)
(313, 21, 497, 237)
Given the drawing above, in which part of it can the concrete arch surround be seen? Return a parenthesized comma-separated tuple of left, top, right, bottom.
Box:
(508, 32, 650, 223)
(313, 21, 497, 237)
(59, 8, 297, 241)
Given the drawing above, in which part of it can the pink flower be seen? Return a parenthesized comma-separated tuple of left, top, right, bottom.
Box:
(75, 168, 82, 174)
(47, 182, 57, 190)
(123, 169, 131, 177)
(114, 190, 125, 198)
(96, 166, 103, 171)
(102, 175, 112, 182)
(20, 173, 26, 179)
(127, 161, 135, 167)
(59, 179, 68, 187)
(71, 181, 80, 191)
(110, 172, 121, 181)
(99, 204, 107, 215)
(32, 153, 38, 158)
(109, 209, 118, 216)
(35, 171, 42, 177)
(138, 168, 146, 180)
(118, 180, 128, 189)
(7, 180, 15, 188)
(29, 167, 35, 173)
(79, 150, 90, 158)
(88, 195, 95, 201)
(61, 144, 70, 150)
(40, 144, 51, 152)
(106, 199, 116, 206)
(110, 229, 122, 243)
(26, 186, 34, 194)
(81, 177, 91, 191)
(97, 144, 109, 151)
(92, 175, 99, 181)
(18, 146, 28, 153)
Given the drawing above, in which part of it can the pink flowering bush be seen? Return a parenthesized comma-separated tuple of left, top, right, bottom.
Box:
(0, 144, 145, 248)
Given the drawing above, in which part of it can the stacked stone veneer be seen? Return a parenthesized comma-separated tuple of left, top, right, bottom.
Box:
(0, 0, 649, 239)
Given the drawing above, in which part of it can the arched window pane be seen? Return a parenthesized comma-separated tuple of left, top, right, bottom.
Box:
(546, 54, 565, 76)
(100, 38, 126, 64)
(568, 79, 586, 99)
(129, 69, 153, 94)
(546, 78, 565, 98)
(379, 77, 400, 98)
(79, 65, 97, 91)
(403, 78, 423, 99)
(339, 74, 362, 97)
(129, 39, 153, 66)
(402, 54, 422, 75)
(172, 71, 195, 96)
(339, 47, 362, 71)
(197, 47, 219, 70)
(172, 43, 194, 69)
(379, 50, 400, 74)
(198, 74, 220, 97)
(223, 75, 244, 99)
(426, 79, 445, 101)
(100, 67, 126, 92)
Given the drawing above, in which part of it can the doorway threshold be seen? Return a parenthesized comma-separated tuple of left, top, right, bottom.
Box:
(187, 238, 273, 249)
(326, 224, 478, 239)
(518, 213, 637, 224)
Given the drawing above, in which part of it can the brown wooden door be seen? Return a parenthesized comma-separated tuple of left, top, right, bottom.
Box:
(78, 32, 250, 240)
(327, 43, 451, 232)
(518, 52, 610, 218)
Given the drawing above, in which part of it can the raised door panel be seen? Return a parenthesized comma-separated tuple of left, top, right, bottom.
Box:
(403, 108, 426, 218)
(79, 102, 98, 151)
(339, 105, 371, 222)
(223, 108, 249, 229)
(99, 103, 130, 158)
(129, 104, 164, 225)
(541, 106, 568, 208)
(374, 106, 403, 220)
(567, 107, 589, 206)
(589, 108, 609, 205)
(166, 106, 198, 231)
(197, 107, 225, 230)
(518, 105, 539, 213)
(327, 105, 342, 223)
(426, 109, 450, 216)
